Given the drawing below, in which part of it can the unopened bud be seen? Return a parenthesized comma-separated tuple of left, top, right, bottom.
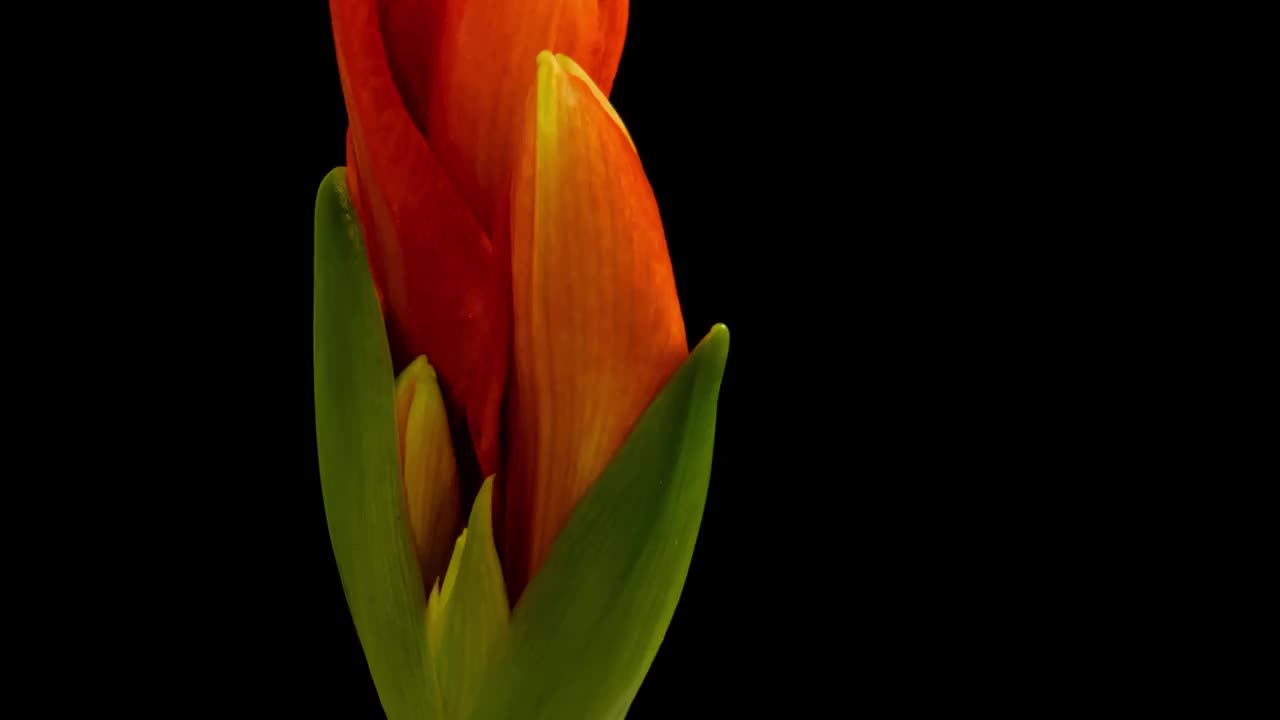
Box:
(395, 356, 461, 588)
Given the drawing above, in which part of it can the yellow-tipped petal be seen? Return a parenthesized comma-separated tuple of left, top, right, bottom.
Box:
(503, 52, 688, 596)
(395, 356, 461, 589)
(552, 53, 635, 151)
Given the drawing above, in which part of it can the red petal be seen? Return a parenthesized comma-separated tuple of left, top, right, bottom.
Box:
(330, 0, 510, 476)
(425, 0, 631, 237)
(377, 0, 446, 139)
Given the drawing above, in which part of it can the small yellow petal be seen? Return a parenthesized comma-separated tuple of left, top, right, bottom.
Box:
(396, 356, 461, 590)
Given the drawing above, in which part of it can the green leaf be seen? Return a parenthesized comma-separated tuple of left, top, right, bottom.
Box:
(469, 324, 731, 720)
(313, 167, 440, 719)
(428, 477, 511, 719)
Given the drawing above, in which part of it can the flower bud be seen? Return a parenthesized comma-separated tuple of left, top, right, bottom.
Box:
(395, 355, 461, 588)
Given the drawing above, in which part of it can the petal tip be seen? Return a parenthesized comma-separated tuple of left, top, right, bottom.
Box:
(396, 355, 438, 395)
(536, 49, 560, 73)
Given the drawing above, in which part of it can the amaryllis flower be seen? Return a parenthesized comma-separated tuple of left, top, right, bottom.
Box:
(314, 2, 728, 718)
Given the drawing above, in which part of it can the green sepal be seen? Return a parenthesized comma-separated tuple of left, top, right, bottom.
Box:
(313, 167, 441, 719)
(469, 323, 730, 720)
(427, 477, 510, 719)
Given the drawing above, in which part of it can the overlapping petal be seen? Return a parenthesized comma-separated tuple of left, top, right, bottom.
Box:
(425, 0, 631, 235)
(502, 52, 688, 596)
(330, 0, 510, 476)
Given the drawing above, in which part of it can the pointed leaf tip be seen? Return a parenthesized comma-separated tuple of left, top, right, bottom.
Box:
(470, 323, 730, 720)
(314, 166, 440, 719)
(694, 323, 730, 382)
(428, 476, 510, 719)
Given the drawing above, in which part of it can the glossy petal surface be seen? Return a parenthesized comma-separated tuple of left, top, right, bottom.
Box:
(503, 52, 688, 594)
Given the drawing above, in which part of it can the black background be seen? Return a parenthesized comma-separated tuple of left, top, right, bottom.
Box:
(19, 2, 1090, 715)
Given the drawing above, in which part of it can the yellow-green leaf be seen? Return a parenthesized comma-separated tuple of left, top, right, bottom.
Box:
(469, 324, 730, 720)
(427, 477, 510, 719)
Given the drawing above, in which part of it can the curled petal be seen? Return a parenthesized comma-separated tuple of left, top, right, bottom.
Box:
(503, 52, 687, 596)
(377, 0, 447, 139)
(330, 0, 510, 476)
(426, 0, 630, 236)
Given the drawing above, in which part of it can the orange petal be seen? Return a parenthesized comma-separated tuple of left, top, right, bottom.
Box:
(597, 0, 629, 93)
(502, 52, 687, 596)
(330, 0, 510, 477)
(396, 356, 462, 589)
(426, 0, 630, 237)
